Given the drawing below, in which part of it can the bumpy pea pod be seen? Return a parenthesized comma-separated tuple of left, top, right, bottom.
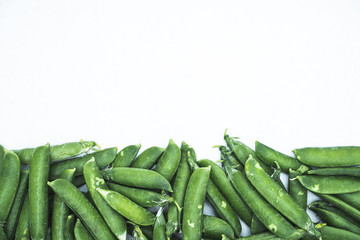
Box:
(224, 161, 303, 239)
(224, 132, 272, 174)
(297, 175, 360, 194)
(309, 201, 360, 235)
(84, 158, 127, 240)
(219, 146, 244, 171)
(50, 147, 117, 179)
(319, 226, 360, 240)
(51, 168, 76, 240)
(74, 219, 94, 240)
(102, 167, 172, 192)
(14, 140, 97, 164)
(308, 167, 360, 177)
(202, 215, 234, 239)
(234, 230, 306, 239)
(182, 166, 211, 240)
(48, 179, 115, 240)
(289, 168, 308, 210)
(64, 214, 76, 240)
(130, 146, 165, 169)
(153, 208, 167, 240)
(155, 139, 181, 182)
(14, 194, 30, 240)
(4, 169, 29, 239)
(167, 141, 192, 236)
(245, 156, 320, 238)
(0, 150, 20, 226)
(335, 191, 360, 210)
(29, 144, 50, 240)
(255, 141, 304, 173)
(112, 144, 141, 167)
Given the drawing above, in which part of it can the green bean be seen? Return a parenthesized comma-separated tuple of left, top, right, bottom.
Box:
(293, 146, 360, 167)
(154, 139, 181, 181)
(50, 147, 117, 179)
(153, 208, 166, 240)
(308, 167, 360, 177)
(51, 168, 76, 240)
(0, 150, 20, 226)
(297, 175, 360, 194)
(108, 183, 171, 208)
(112, 144, 141, 167)
(130, 146, 165, 169)
(224, 162, 302, 239)
(182, 166, 211, 240)
(202, 215, 235, 239)
(224, 132, 272, 174)
(14, 141, 97, 164)
(29, 144, 50, 240)
(14, 194, 30, 240)
(4, 169, 29, 239)
(245, 156, 320, 238)
(74, 219, 94, 240)
(335, 191, 360, 210)
(255, 141, 303, 173)
(319, 226, 360, 240)
(167, 141, 192, 236)
(219, 146, 244, 171)
(48, 179, 115, 240)
(197, 159, 252, 226)
(309, 201, 360, 234)
(96, 188, 155, 226)
(235, 230, 306, 239)
(289, 169, 307, 210)
(64, 214, 75, 240)
(84, 158, 127, 240)
(102, 167, 172, 192)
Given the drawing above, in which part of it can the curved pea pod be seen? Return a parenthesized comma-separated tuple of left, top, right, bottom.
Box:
(4, 169, 29, 240)
(307, 167, 360, 177)
(130, 146, 164, 169)
(64, 214, 76, 240)
(153, 208, 166, 240)
(297, 175, 360, 194)
(48, 179, 115, 240)
(309, 201, 360, 234)
(102, 167, 172, 192)
(84, 158, 127, 240)
(224, 162, 303, 239)
(154, 139, 181, 181)
(289, 169, 308, 210)
(202, 215, 234, 239)
(14, 140, 97, 164)
(50, 147, 117, 179)
(112, 144, 141, 168)
(182, 166, 211, 240)
(255, 141, 304, 173)
(235, 230, 306, 239)
(14, 194, 30, 240)
(97, 188, 155, 226)
(245, 156, 320, 238)
(0, 150, 20, 225)
(197, 159, 252, 226)
(335, 191, 360, 210)
(293, 146, 360, 167)
(319, 226, 360, 240)
(74, 219, 94, 240)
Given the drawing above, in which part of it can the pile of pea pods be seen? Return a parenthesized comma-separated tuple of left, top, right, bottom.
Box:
(2, 132, 360, 240)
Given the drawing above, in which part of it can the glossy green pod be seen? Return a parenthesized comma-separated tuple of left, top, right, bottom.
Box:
(202, 215, 235, 239)
(130, 146, 164, 169)
(112, 144, 141, 167)
(154, 139, 181, 181)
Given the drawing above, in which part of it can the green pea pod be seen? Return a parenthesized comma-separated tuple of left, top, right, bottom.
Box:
(14, 194, 30, 240)
(270, 161, 286, 191)
(319, 226, 360, 240)
(154, 139, 181, 181)
(255, 141, 303, 173)
(202, 215, 234, 239)
(245, 156, 320, 238)
(182, 166, 211, 240)
(14, 141, 97, 164)
(224, 162, 302, 239)
(29, 144, 50, 240)
(131, 224, 149, 240)
(51, 168, 76, 240)
(108, 183, 171, 208)
(130, 146, 165, 169)
(153, 208, 166, 240)
(293, 146, 360, 167)
(74, 219, 94, 240)
(102, 167, 172, 192)
(0, 150, 20, 225)
(235, 230, 306, 239)
(97, 188, 155, 226)
(289, 169, 307, 210)
(309, 200, 360, 234)
(297, 175, 360, 194)
(197, 159, 252, 226)
(50, 147, 117, 179)
(335, 191, 360, 210)
(224, 133, 272, 174)
(308, 167, 360, 177)
(219, 146, 244, 171)
(64, 214, 76, 240)
(4, 169, 29, 239)
(112, 144, 141, 167)
(48, 179, 115, 240)
(84, 158, 127, 240)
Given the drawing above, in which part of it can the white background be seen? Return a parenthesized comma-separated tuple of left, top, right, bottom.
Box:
(1, 0, 360, 237)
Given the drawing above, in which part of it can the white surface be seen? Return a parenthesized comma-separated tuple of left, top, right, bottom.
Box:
(1, 0, 360, 237)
